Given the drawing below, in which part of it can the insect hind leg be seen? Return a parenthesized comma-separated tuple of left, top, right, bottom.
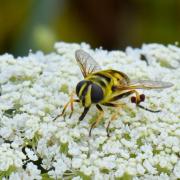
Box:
(106, 113, 118, 137)
(69, 92, 80, 118)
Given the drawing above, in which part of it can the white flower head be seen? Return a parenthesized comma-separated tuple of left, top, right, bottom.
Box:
(0, 42, 179, 179)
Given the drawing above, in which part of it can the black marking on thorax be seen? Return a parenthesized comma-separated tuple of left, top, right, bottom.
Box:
(95, 73, 111, 83)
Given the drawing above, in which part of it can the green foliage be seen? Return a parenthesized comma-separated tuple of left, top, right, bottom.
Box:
(9, 76, 34, 83)
(76, 171, 91, 180)
(123, 133, 131, 140)
(156, 164, 170, 175)
(152, 147, 161, 155)
(130, 153, 136, 158)
(130, 112, 136, 118)
(31, 132, 42, 148)
(3, 108, 25, 118)
(3, 108, 17, 118)
(136, 138, 143, 147)
(0, 166, 16, 179)
(44, 106, 51, 114)
(41, 173, 54, 180)
(115, 173, 132, 180)
(100, 168, 110, 174)
(60, 84, 69, 94)
(89, 114, 104, 126)
(24, 131, 42, 148)
(88, 116, 97, 125)
(60, 143, 69, 155)
(158, 59, 173, 68)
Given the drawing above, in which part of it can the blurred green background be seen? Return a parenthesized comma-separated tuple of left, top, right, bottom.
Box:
(0, 0, 180, 56)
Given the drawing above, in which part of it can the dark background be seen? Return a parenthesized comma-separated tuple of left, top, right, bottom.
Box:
(0, 0, 180, 56)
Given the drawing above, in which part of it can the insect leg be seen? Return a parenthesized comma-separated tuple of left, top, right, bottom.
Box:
(53, 101, 70, 121)
(68, 99, 80, 118)
(89, 104, 104, 137)
(106, 113, 118, 137)
(102, 102, 123, 137)
(69, 92, 80, 118)
(102, 102, 123, 107)
(61, 98, 80, 117)
(79, 106, 90, 121)
(53, 94, 80, 121)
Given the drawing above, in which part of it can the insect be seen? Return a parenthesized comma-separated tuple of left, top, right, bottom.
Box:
(54, 49, 173, 136)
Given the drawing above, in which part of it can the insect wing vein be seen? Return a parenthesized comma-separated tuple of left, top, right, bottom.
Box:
(129, 80, 173, 89)
(75, 49, 102, 77)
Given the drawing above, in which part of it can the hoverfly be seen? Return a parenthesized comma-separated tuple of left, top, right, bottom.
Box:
(54, 49, 173, 136)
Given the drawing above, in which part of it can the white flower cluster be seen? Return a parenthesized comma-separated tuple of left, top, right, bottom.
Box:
(0, 42, 179, 179)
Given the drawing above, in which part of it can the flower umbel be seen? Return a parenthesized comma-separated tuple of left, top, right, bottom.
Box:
(0, 42, 179, 179)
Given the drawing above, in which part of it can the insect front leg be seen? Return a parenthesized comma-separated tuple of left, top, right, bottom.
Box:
(53, 92, 80, 121)
(79, 106, 90, 121)
(89, 104, 104, 137)
(69, 92, 80, 118)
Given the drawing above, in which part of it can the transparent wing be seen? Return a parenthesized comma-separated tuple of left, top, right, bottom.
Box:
(75, 49, 102, 77)
(113, 80, 173, 91)
(128, 80, 173, 89)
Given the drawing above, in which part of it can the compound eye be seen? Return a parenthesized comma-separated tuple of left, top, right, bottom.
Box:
(91, 84, 104, 103)
(76, 80, 86, 96)
(140, 94, 145, 102)
(131, 96, 136, 103)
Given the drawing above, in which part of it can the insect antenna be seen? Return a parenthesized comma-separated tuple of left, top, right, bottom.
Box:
(137, 104, 161, 113)
(131, 94, 161, 113)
